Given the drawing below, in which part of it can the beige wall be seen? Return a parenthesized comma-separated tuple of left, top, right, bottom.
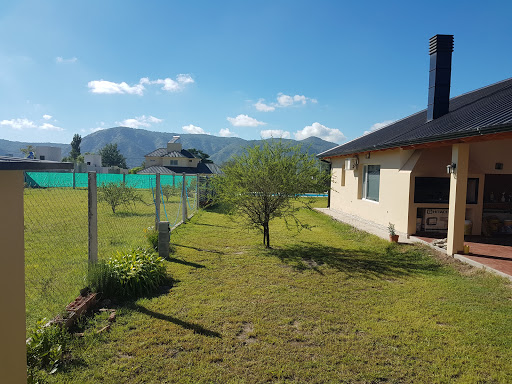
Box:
(0, 171, 27, 383)
(146, 156, 200, 168)
(330, 148, 414, 234)
(329, 137, 512, 236)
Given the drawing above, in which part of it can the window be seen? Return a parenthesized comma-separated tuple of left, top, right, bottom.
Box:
(169, 160, 178, 166)
(414, 177, 479, 204)
(39, 155, 45, 160)
(362, 165, 380, 202)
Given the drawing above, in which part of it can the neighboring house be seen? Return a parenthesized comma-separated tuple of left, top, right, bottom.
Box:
(35, 146, 61, 162)
(75, 154, 128, 174)
(318, 35, 512, 255)
(139, 136, 222, 175)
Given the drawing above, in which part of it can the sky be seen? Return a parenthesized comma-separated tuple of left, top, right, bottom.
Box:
(1, 0, 511, 145)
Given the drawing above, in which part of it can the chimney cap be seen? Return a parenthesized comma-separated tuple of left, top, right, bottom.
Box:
(429, 34, 454, 55)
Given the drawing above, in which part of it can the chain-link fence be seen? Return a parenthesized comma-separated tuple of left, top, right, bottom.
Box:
(24, 171, 208, 331)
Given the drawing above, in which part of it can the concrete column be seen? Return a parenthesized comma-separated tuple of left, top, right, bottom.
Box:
(0, 171, 27, 383)
(155, 173, 161, 228)
(88, 172, 98, 263)
(447, 143, 469, 255)
(158, 221, 170, 259)
(73, 169, 76, 189)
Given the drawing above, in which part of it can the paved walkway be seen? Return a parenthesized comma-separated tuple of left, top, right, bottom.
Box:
(315, 208, 512, 280)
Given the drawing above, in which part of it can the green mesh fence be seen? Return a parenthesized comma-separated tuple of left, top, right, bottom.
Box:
(23, 171, 209, 332)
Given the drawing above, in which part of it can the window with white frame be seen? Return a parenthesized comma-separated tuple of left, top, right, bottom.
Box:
(362, 164, 380, 202)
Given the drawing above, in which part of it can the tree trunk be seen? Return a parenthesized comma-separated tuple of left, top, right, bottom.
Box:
(263, 222, 270, 248)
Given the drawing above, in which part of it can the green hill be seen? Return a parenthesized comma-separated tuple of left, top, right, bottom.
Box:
(1, 127, 339, 168)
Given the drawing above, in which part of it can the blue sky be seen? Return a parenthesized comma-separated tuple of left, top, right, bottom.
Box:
(1, 0, 511, 145)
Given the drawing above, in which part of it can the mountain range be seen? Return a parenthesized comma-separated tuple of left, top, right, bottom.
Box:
(0, 127, 339, 168)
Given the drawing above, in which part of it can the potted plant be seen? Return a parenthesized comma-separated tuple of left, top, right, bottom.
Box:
(388, 222, 399, 243)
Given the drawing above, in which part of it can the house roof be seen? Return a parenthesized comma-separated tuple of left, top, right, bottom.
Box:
(137, 162, 222, 175)
(0, 156, 74, 171)
(318, 78, 512, 159)
(145, 148, 196, 158)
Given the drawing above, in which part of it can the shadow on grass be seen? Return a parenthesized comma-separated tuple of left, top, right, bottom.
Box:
(167, 257, 206, 268)
(132, 304, 221, 338)
(174, 243, 225, 255)
(269, 241, 441, 279)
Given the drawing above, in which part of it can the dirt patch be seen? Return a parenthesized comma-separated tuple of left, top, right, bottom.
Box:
(237, 322, 257, 345)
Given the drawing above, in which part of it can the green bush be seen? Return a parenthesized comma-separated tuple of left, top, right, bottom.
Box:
(88, 247, 166, 299)
(144, 226, 159, 250)
(27, 319, 69, 376)
(98, 182, 143, 213)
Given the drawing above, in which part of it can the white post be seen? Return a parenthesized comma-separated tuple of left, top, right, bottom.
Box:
(155, 173, 161, 229)
(88, 172, 98, 263)
(447, 143, 469, 255)
(182, 173, 187, 222)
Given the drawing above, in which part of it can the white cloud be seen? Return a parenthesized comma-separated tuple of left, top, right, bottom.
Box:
(227, 114, 266, 127)
(255, 93, 317, 112)
(56, 56, 78, 64)
(88, 74, 194, 95)
(364, 120, 395, 135)
(88, 79, 145, 95)
(219, 128, 237, 137)
(0, 118, 37, 130)
(117, 115, 163, 128)
(294, 122, 345, 143)
(182, 124, 209, 135)
(254, 99, 275, 112)
(91, 127, 105, 133)
(39, 123, 64, 131)
(260, 129, 291, 139)
(42, 114, 52, 120)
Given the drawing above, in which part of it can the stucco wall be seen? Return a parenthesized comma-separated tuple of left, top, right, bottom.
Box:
(329, 137, 512, 236)
(330, 148, 414, 234)
(0, 171, 27, 383)
(146, 156, 200, 168)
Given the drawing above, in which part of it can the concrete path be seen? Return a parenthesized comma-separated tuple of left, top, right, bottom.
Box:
(315, 207, 512, 281)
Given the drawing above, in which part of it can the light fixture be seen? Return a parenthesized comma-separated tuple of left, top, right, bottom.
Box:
(446, 162, 457, 174)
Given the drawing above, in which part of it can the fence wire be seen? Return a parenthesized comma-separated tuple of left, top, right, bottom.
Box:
(24, 171, 212, 332)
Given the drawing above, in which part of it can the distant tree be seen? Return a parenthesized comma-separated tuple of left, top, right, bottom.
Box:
(20, 145, 36, 158)
(187, 148, 213, 163)
(99, 143, 127, 168)
(98, 182, 142, 213)
(69, 134, 82, 161)
(129, 166, 143, 174)
(161, 184, 179, 202)
(213, 140, 329, 248)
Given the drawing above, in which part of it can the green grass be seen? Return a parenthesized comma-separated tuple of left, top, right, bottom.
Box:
(24, 187, 194, 331)
(37, 197, 512, 383)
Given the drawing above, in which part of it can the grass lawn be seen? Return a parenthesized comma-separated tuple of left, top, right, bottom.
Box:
(45, 198, 512, 383)
(24, 187, 191, 331)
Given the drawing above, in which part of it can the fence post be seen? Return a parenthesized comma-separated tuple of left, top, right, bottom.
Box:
(155, 173, 161, 229)
(182, 173, 187, 222)
(196, 174, 199, 210)
(158, 221, 170, 259)
(88, 172, 98, 264)
(73, 169, 76, 189)
(123, 173, 126, 184)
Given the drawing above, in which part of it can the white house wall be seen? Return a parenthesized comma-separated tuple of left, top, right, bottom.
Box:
(330, 148, 414, 234)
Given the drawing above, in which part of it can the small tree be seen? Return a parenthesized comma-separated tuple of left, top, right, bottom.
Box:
(213, 140, 329, 248)
(161, 184, 178, 202)
(98, 182, 142, 213)
(99, 143, 127, 168)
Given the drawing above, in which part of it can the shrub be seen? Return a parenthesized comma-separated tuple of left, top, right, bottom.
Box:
(98, 182, 143, 213)
(26, 319, 69, 375)
(161, 184, 178, 202)
(143, 226, 159, 250)
(88, 247, 166, 299)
